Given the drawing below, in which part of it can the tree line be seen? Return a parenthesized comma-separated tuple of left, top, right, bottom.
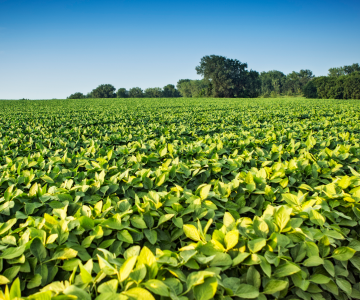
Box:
(67, 56, 360, 99)
(303, 63, 360, 99)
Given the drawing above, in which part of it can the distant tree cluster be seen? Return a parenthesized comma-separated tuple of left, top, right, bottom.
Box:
(67, 84, 180, 99)
(303, 73, 360, 99)
(66, 58, 360, 100)
(302, 63, 360, 99)
(259, 70, 314, 97)
(177, 56, 261, 98)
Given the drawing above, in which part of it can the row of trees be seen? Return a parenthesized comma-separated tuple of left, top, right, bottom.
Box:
(67, 57, 360, 99)
(303, 71, 360, 99)
(67, 84, 180, 99)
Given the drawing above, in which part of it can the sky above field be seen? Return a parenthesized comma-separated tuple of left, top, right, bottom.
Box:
(0, 0, 359, 99)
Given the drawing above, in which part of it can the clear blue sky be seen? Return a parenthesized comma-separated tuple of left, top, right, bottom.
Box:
(0, 0, 359, 99)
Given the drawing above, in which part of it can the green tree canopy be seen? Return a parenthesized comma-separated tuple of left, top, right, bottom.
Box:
(195, 55, 259, 98)
(144, 87, 162, 98)
(91, 84, 116, 98)
(328, 63, 360, 77)
(162, 84, 180, 97)
(67, 92, 85, 99)
(259, 70, 286, 96)
(177, 80, 208, 97)
(116, 88, 129, 98)
(129, 87, 144, 98)
(303, 81, 318, 98)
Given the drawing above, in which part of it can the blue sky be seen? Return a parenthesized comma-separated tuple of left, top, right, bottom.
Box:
(0, 0, 359, 99)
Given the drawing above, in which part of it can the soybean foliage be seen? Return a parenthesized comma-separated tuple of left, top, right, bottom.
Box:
(0, 98, 360, 300)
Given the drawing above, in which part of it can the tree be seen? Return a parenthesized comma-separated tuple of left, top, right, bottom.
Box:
(176, 80, 208, 97)
(91, 84, 116, 98)
(129, 87, 144, 98)
(328, 67, 345, 77)
(259, 71, 286, 95)
(176, 79, 191, 90)
(67, 92, 85, 99)
(177, 79, 192, 97)
(144, 87, 162, 98)
(196, 55, 250, 98)
(343, 74, 360, 99)
(162, 84, 180, 97)
(117, 88, 128, 98)
(244, 70, 261, 98)
(328, 63, 360, 77)
(303, 81, 318, 98)
(343, 63, 360, 75)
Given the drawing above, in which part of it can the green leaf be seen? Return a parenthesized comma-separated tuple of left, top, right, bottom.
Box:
(64, 285, 91, 300)
(41, 175, 54, 183)
(24, 291, 52, 300)
(123, 287, 156, 300)
(332, 247, 356, 261)
(4, 185, 14, 202)
(131, 215, 147, 229)
(31, 237, 47, 262)
(10, 278, 21, 299)
(137, 246, 158, 279)
(309, 274, 330, 284)
(210, 253, 232, 267)
(309, 209, 325, 227)
(0, 245, 26, 259)
(51, 248, 78, 260)
(144, 229, 157, 245)
(350, 255, 360, 271)
(232, 252, 250, 266)
(0, 275, 10, 285)
(263, 279, 288, 294)
(199, 184, 211, 200)
(0, 218, 16, 235)
(235, 284, 259, 299)
(117, 230, 134, 244)
(119, 256, 137, 282)
(224, 230, 239, 250)
(143, 279, 170, 297)
(186, 271, 216, 292)
(303, 256, 324, 267)
(27, 274, 42, 289)
(273, 261, 301, 278)
(336, 278, 352, 295)
(98, 279, 118, 294)
(282, 193, 300, 206)
(246, 266, 261, 289)
(274, 206, 291, 232)
(223, 212, 235, 230)
(248, 238, 267, 253)
(183, 224, 201, 242)
(79, 262, 93, 284)
(193, 277, 218, 300)
(157, 214, 174, 227)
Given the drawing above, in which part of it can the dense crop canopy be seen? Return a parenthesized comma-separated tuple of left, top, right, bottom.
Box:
(0, 98, 360, 300)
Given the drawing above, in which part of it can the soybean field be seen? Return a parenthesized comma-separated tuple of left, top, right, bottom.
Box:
(0, 98, 360, 300)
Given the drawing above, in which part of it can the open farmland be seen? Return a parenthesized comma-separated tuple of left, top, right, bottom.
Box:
(0, 98, 360, 300)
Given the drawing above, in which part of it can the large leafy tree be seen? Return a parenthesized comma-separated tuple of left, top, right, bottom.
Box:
(91, 84, 116, 98)
(129, 87, 144, 98)
(195, 55, 258, 98)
